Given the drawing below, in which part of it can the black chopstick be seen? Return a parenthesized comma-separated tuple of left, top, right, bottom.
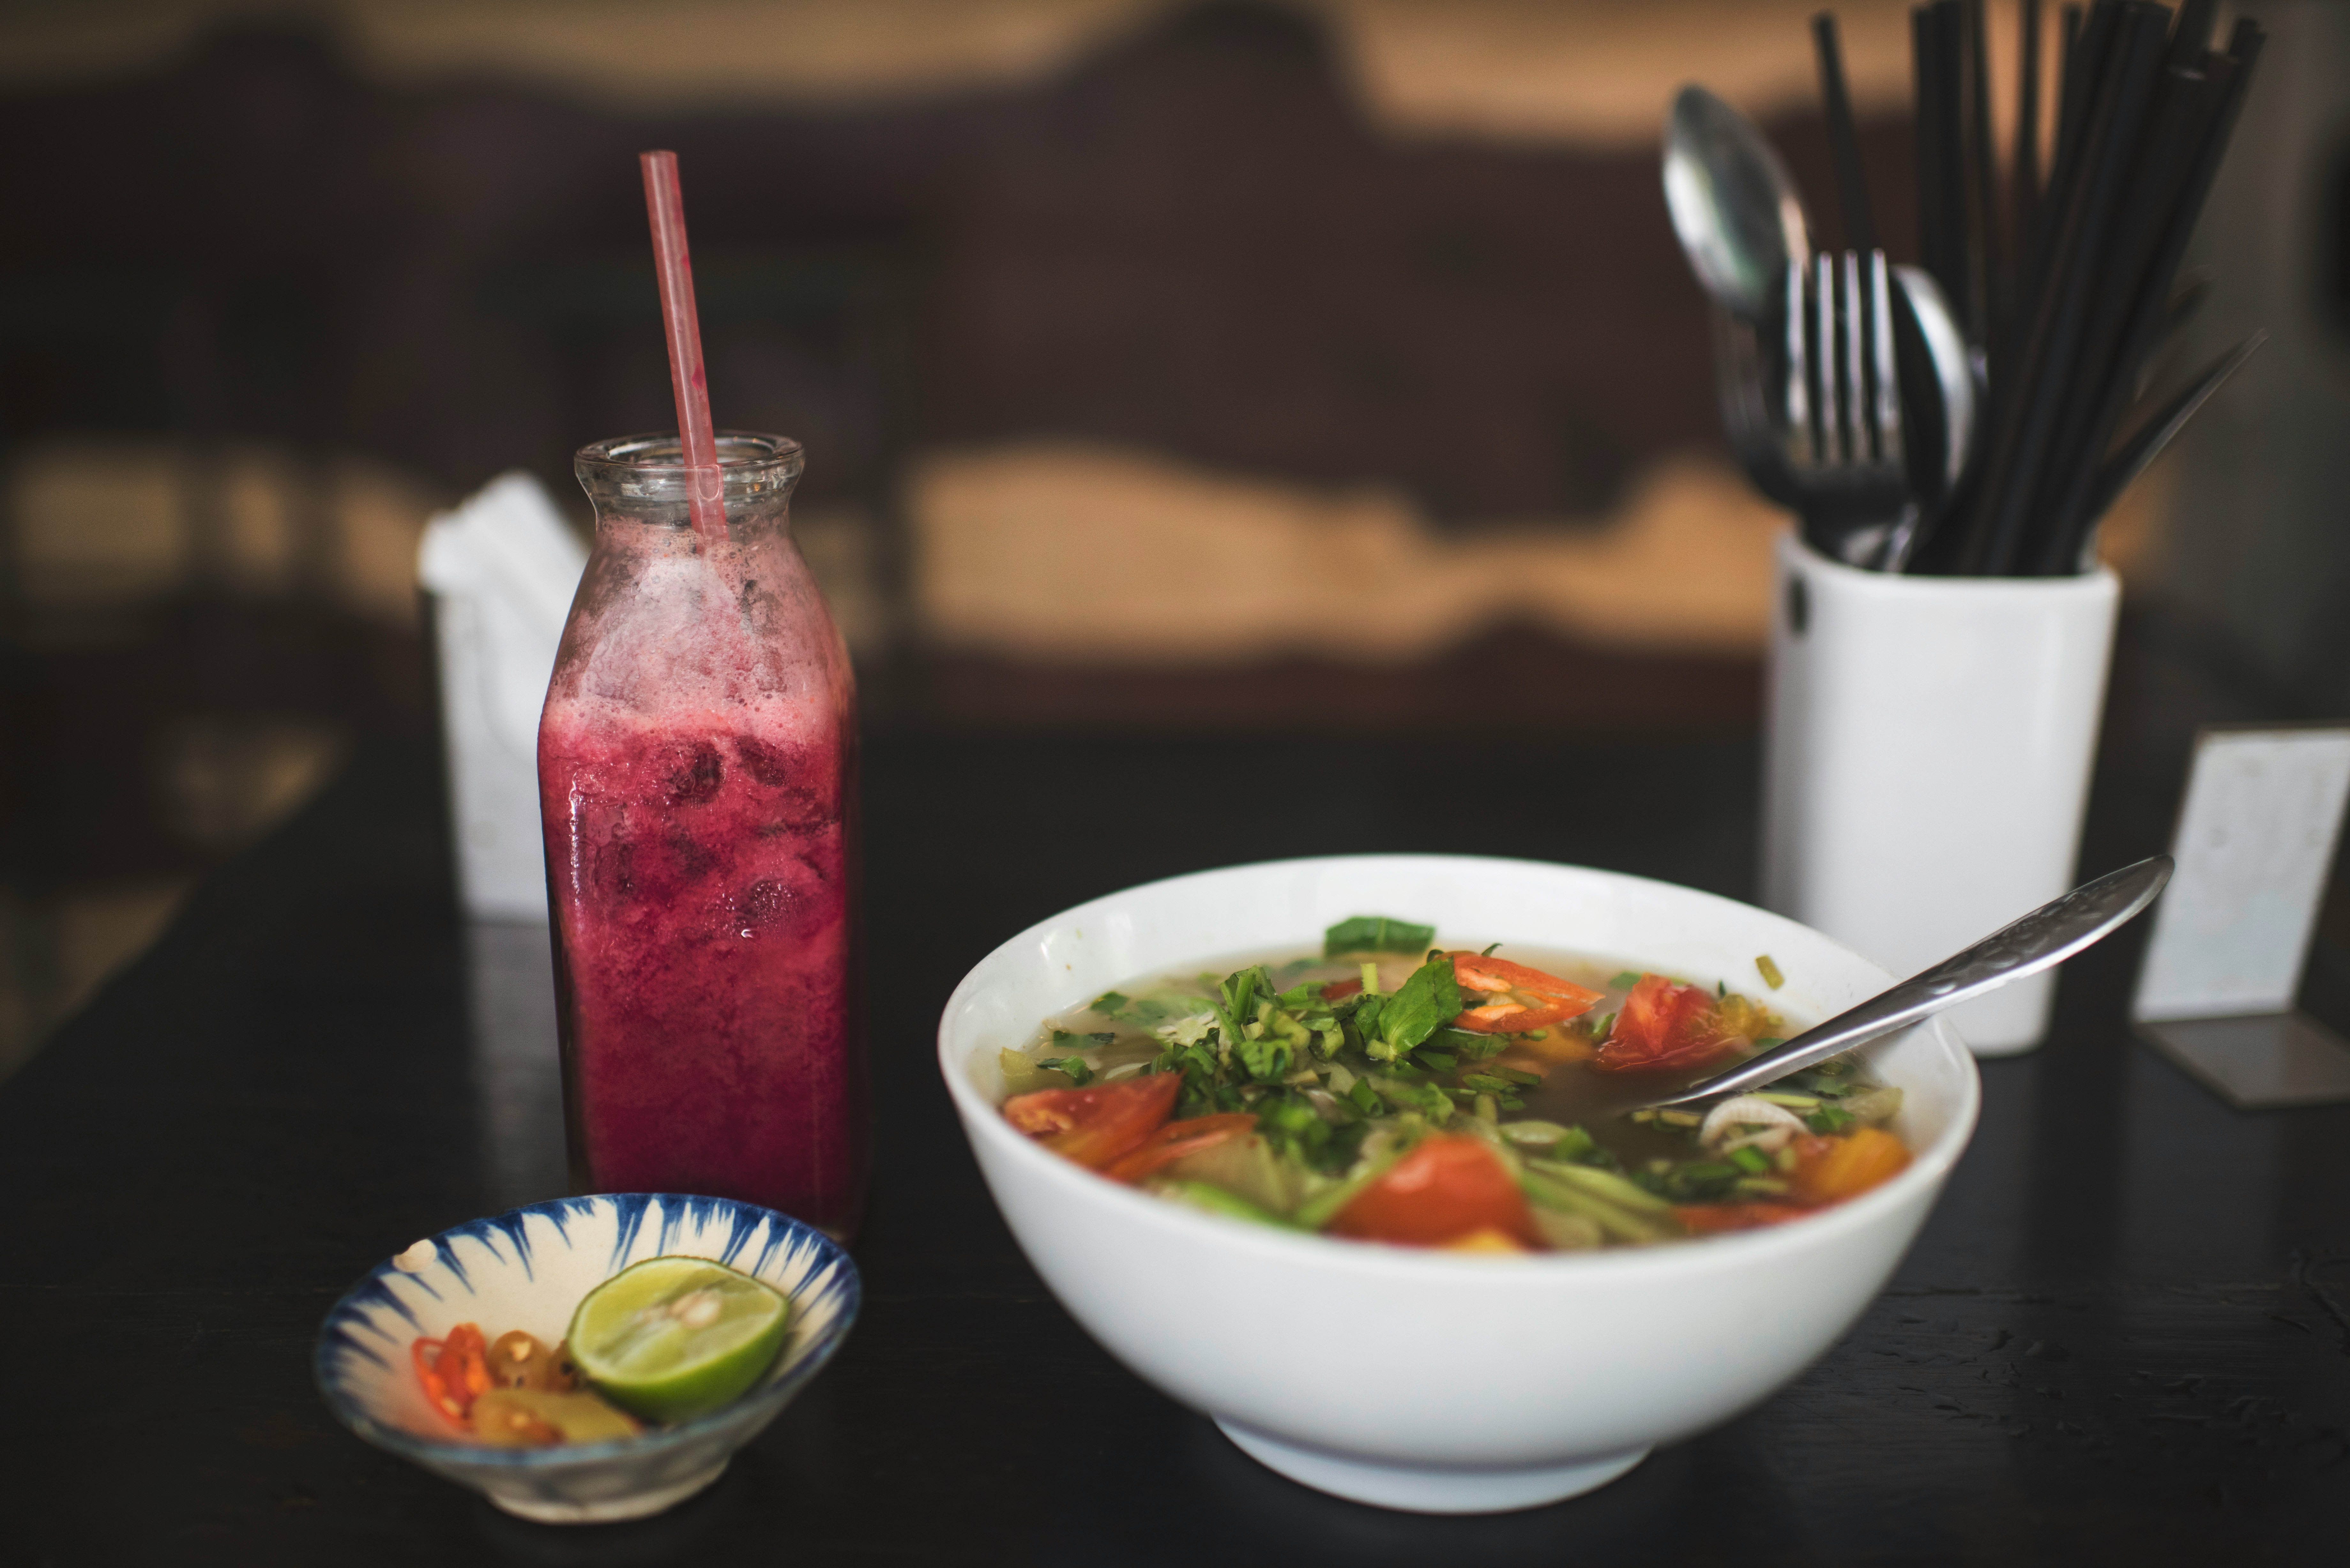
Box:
(2030, 21, 2265, 571)
(1964, 0, 2003, 344)
(2021, 57, 2228, 565)
(2013, 0, 2044, 268)
(2166, 0, 2218, 69)
(1813, 11, 1877, 254)
(2074, 332, 2264, 532)
(1959, 1, 2171, 577)
(1916, 2, 1971, 339)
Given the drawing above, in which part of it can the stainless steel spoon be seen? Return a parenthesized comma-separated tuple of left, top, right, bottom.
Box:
(1645, 855, 2173, 1109)
(1663, 84, 1811, 322)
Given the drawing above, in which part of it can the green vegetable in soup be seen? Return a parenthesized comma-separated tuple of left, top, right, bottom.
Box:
(1000, 925, 1909, 1254)
(1323, 915, 1438, 956)
(1366, 955, 1462, 1062)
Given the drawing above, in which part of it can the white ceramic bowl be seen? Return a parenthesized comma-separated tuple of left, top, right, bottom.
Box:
(938, 855, 1980, 1513)
(315, 1194, 860, 1523)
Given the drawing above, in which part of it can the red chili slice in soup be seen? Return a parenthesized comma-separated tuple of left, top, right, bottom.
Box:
(1446, 952, 1604, 1034)
(1103, 1112, 1258, 1184)
(1591, 973, 1739, 1073)
(1004, 1073, 1181, 1171)
(1326, 1135, 1541, 1248)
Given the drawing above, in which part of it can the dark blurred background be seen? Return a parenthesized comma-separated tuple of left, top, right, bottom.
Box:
(3, 0, 2346, 1076)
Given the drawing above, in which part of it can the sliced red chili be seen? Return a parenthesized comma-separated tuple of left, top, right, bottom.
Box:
(1445, 951, 1603, 1035)
(412, 1322, 492, 1426)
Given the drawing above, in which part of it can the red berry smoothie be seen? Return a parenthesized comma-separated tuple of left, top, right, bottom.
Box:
(540, 687, 863, 1235)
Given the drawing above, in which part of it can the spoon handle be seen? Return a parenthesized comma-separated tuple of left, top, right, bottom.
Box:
(1652, 855, 2173, 1107)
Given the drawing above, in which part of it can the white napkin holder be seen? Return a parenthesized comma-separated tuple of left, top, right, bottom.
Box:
(416, 472, 588, 921)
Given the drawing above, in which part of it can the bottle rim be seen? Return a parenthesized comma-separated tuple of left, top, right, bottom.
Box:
(575, 430, 805, 486)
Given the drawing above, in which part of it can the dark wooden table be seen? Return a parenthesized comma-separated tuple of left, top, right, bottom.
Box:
(5, 711, 2347, 1565)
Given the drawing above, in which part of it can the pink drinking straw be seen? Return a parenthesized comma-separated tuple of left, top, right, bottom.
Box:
(640, 150, 726, 543)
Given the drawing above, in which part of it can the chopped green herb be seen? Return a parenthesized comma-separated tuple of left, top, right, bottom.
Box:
(1088, 991, 1130, 1015)
(1051, 1029, 1116, 1050)
(1755, 954, 1785, 990)
(1036, 1056, 1094, 1086)
(1480, 941, 1502, 956)
(1461, 1073, 1516, 1093)
(1716, 979, 1726, 998)
(1609, 970, 1641, 989)
(1323, 916, 1437, 957)
(1728, 1146, 1771, 1175)
(1494, 1066, 1543, 1087)
(1370, 955, 1463, 1061)
(1805, 1105, 1858, 1134)
(1415, 1049, 1458, 1074)
(1346, 1078, 1386, 1116)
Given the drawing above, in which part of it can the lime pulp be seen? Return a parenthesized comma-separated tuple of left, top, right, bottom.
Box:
(566, 1256, 792, 1423)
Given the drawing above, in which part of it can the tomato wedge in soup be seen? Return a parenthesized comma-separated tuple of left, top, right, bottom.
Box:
(1327, 1135, 1541, 1248)
(1592, 973, 1740, 1073)
(1003, 1074, 1181, 1171)
(1102, 1112, 1257, 1184)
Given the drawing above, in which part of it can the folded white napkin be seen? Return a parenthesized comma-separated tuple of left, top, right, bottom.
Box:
(417, 472, 588, 920)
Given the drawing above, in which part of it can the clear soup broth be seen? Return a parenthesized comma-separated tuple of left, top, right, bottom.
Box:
(994, 918, 1909, 1252)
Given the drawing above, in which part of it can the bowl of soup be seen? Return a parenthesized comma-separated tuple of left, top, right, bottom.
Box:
(936, 855, 1979, 1513)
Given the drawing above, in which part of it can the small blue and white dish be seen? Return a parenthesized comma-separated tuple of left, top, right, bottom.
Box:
(315, 1193, 860, 1523)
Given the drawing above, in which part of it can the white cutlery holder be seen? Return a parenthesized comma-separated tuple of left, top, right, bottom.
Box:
(1760, 533, 2120, 1053)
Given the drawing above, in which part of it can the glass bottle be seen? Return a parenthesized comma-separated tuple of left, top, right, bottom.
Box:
(539, 432, 865, 1238)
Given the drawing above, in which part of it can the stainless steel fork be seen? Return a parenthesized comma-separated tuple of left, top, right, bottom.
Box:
(1785, 248, 1913, 567)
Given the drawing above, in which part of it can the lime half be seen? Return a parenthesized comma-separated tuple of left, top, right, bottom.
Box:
(567, 1256, 792, 1423)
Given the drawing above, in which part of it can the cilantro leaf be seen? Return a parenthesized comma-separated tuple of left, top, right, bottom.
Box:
(1036, 1056, 1094, 1086)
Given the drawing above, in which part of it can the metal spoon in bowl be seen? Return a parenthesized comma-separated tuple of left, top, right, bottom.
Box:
(1642, 855, 2174, 1110)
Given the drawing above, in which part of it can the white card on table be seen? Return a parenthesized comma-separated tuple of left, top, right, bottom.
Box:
(2132, 724, 2350, 1109)
(2133, 726, 2350, 1021)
